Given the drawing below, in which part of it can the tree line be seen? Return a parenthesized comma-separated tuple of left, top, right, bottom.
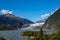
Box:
(21, 28, 60, 40)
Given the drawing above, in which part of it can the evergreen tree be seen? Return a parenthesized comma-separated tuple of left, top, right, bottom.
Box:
(39, 28, 43, 37)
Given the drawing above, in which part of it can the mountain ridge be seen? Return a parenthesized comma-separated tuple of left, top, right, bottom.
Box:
(0, 13, 34, 30)
(44, 8, 60, 30)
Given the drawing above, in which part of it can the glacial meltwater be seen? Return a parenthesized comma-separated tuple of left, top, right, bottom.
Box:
(0, 29, 57, 40)
(0, 30, 25, 40)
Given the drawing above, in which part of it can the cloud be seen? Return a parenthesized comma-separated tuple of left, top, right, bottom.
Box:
(40, 13, 50, 20)
(0, 9, 13, 14)
(40, 8, 59, 20)
(55, 8, 59, 11)
(51, 8, 59, 15)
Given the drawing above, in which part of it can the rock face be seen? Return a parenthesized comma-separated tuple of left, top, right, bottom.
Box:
(44, 8, 60, 30)
(0, 13, 34, 29)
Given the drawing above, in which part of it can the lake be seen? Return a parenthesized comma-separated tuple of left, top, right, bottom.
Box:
(0, 29, 57, 40)
(0, 30, 25, 40)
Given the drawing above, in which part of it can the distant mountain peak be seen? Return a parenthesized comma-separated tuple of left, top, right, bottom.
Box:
(0, 13, 16, 18)
(1, 13, 14, 16)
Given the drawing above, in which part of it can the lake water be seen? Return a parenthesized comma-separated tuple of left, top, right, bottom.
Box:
(0, 30, 25, 40)
(0, 29, 57, 40)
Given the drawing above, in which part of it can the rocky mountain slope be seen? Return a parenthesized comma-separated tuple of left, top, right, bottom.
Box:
(44, 8, 60, 30)
(0, 13, 34, 30)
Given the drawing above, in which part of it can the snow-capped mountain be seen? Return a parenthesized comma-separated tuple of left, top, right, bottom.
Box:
(0, 13, 34, 29)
